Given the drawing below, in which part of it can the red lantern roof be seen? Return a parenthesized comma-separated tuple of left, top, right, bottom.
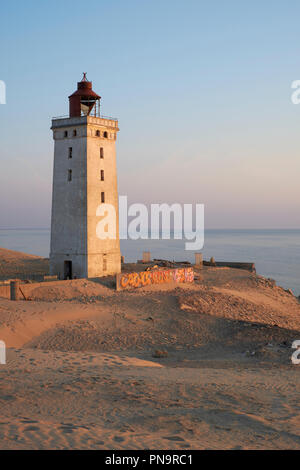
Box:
(69, 73, 101, 117)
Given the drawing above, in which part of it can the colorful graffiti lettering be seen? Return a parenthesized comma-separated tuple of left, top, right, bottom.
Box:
(116, 267, 194, 290)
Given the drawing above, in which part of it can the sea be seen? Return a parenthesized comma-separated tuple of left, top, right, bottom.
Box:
(0, 228, 299, 295)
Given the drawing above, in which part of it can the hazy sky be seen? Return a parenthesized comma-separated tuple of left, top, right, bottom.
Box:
(1, 0, 300, 228)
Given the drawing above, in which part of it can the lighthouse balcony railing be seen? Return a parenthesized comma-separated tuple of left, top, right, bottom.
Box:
(52, 114, 118, 121)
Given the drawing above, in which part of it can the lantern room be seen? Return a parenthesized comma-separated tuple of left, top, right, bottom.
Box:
(68, 73, 101, 117)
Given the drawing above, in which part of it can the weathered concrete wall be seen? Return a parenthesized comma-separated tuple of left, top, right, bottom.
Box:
(142, 252, 151, 263)
(203, 261, 256, 272)
(0, 285, 10, 299)
(50, 117, 87, 278)
(50, 116, 121, 279)
(0, 278, 82, 299)
(87, 120, 120, 277)
(195, 253, 203, 268)
(0, 281, 51, 300)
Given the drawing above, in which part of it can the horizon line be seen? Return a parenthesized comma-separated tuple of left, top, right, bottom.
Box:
(0, 227, 300, 231)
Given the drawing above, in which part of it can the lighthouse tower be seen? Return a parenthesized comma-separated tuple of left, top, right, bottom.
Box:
(50, 74, 121, 279)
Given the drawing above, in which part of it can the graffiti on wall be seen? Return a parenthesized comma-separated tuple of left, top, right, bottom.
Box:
(116, 267, 194, 290)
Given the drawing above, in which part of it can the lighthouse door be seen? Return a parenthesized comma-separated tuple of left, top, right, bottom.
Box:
(64, 261, 72, 280)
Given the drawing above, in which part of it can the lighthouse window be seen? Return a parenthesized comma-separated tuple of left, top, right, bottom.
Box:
(68, 170, 72, 182)
(100, 170, 104, 181)
(101, 191, 105, 203)
(96, 130, 100, 137)
(104, 131, 108, 138)
(100, 147, 104, 158)
(68, 147, 72, 159)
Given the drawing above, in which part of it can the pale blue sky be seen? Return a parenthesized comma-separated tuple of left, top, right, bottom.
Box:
(1, 0, 300, 228)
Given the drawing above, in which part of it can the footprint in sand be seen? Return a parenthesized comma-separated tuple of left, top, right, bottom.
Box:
(24, 426, 40, 432)
(60, 428, 74, 434)
(113, 435, 125, 442)
(1, 395, 15, 402)
(20, 419, 38, 424)
(164, 436, 185, 442)
(59, 423, 78, 434)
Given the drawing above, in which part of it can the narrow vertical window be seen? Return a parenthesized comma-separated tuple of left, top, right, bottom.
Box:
(100, 147, 104, 159)
(64, 131, 68, 138)
(103, 254, 107, 271)
(73, 129, 77, 137)
(68, 169, 72, 181)
(68, 147, 72, 159)
(96, 130, 100, 137)
(101, 191, 105, 203)
(104, 131, 108, 138)
(100, 170, 104, 181)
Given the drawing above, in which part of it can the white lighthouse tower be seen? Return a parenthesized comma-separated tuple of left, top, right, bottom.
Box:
(50, 74, 121, 279)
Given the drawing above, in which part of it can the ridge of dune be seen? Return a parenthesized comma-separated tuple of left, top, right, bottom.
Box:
(0, 247, 43, 260)
(0, 247, 49, 280)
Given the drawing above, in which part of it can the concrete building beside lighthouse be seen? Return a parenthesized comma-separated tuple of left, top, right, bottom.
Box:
(50, 74, 121, 279)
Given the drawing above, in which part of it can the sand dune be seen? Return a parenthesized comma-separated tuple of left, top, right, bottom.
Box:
(0, 248, 48, 280)
(0, 249, 299, 449)
(0, 348, 299, 450)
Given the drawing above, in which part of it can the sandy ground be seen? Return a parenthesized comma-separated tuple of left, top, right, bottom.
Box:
(0, 250, 299, 449)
